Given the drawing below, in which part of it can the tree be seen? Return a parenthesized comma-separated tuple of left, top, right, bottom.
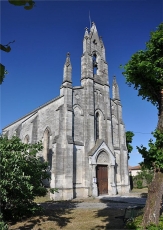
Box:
(8, 0, 35, 10)
(1, 0, 35, 84)
(126, 131, 134, 159)
(0, 41, 15, 84)
(121, 23, 163, 228)
(0, 135, 50, 221)
(137, 130, 163, 226)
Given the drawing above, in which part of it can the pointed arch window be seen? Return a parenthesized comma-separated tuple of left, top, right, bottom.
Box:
(43, 128, 50, 162)
(24, 135, 29, 144)
(96, 112, 99, 140)
(93, 53, 98, 75)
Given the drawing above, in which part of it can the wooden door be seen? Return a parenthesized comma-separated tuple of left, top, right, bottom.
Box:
(96, 165, 108, 195)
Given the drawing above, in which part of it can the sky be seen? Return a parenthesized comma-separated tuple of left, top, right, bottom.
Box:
(1, 0, 163, 166)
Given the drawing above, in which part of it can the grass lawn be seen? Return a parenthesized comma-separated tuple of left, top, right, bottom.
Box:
(8, 208, 125, 230)
(8, 188, 148, 230)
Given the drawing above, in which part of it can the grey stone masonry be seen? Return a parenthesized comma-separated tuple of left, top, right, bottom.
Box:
(2, 22, 130, 200)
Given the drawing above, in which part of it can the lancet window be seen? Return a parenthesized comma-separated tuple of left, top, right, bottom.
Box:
(43, 128, 50, 162)
(93, 53, 98, 75)
(24, 135, 29, 144)
(96, 112, 100, 140)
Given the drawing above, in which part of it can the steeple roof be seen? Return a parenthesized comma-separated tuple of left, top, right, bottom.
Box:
(90, 22, 100, 41)
(65, 52, 71, 67)
(62, 52, 72, 84)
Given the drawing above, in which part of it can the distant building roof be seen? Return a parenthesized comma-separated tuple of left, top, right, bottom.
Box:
(129, 165, 141, 170)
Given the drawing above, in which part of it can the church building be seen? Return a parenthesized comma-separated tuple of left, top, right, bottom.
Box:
(2, 22, 130, 200)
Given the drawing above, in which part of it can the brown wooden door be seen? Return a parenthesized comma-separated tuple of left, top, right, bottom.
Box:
(96, 165, 108, 195)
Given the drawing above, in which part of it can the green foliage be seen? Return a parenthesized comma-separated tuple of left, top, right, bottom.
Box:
(8, 0, 35, 10)
(0, 64, 5, 85)
(145, 216, 163, 230)
(125, 215, 142, 229)
(133, 169, 153, 185)
(0, 42, 14, 84)
(137, 129, 163, 170)
(50, 188, 59, 194)
(125, 215, 163, 229)
(0, 136, 50, 220)
(126, 131, 134, 159)
(126, 131, 135, 153)
(0, 214, 8, 230)
(136, 180, 143, 189)
(121, 23, 163, 109)
(122, 22, 163, 228)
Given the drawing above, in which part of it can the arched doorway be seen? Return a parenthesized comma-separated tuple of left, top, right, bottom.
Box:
(96, 165, 108, 195)
(88, 141, 116, 197)
(96, 151, 109, 195)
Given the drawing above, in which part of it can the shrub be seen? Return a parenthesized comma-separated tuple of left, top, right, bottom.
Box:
(132, 169, 154, 188)
(137, 180, 143, 189)
(0, 214, 8, 230)
(125, 214, 163, 229)
(0, 136, 51, 221)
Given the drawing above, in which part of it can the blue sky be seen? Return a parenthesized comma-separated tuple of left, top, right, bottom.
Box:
(1, 0, 162, 166)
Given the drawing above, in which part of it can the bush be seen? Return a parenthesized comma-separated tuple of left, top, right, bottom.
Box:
(0, 136, 51, 221)
(0, 214, 8, 230)
(125, 214, 163, 229)
(137, 180, 143, 189)
(132, 169, 154, 188)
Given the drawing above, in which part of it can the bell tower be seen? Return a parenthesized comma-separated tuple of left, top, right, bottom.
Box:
(81, 22, 113, 153)
(81, 22, 109, 85)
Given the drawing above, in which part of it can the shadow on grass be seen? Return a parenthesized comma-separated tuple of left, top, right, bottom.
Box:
(91, 196, 146, 230)
(8, 200, 82, 230)
(92, 208, 125, 229)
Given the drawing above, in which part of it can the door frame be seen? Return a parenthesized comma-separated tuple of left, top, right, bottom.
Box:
(88, 142, 117, 196)
(96, 164, 108, 195)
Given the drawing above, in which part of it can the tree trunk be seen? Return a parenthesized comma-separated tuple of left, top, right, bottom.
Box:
(142, 172, 163, 228)
(143, 89, 163, 228)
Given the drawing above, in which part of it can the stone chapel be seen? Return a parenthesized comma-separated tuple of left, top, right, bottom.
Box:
(2, 22, 130, 200)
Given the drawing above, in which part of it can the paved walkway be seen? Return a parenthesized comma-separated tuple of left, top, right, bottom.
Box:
(40, 193, 146, 210)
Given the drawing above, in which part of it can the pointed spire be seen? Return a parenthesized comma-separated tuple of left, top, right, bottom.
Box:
(112, 76, 120, 100)
(90, 22, 97, 33)
(63, 52, 72, 83)
(65, 52, 71, 67)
